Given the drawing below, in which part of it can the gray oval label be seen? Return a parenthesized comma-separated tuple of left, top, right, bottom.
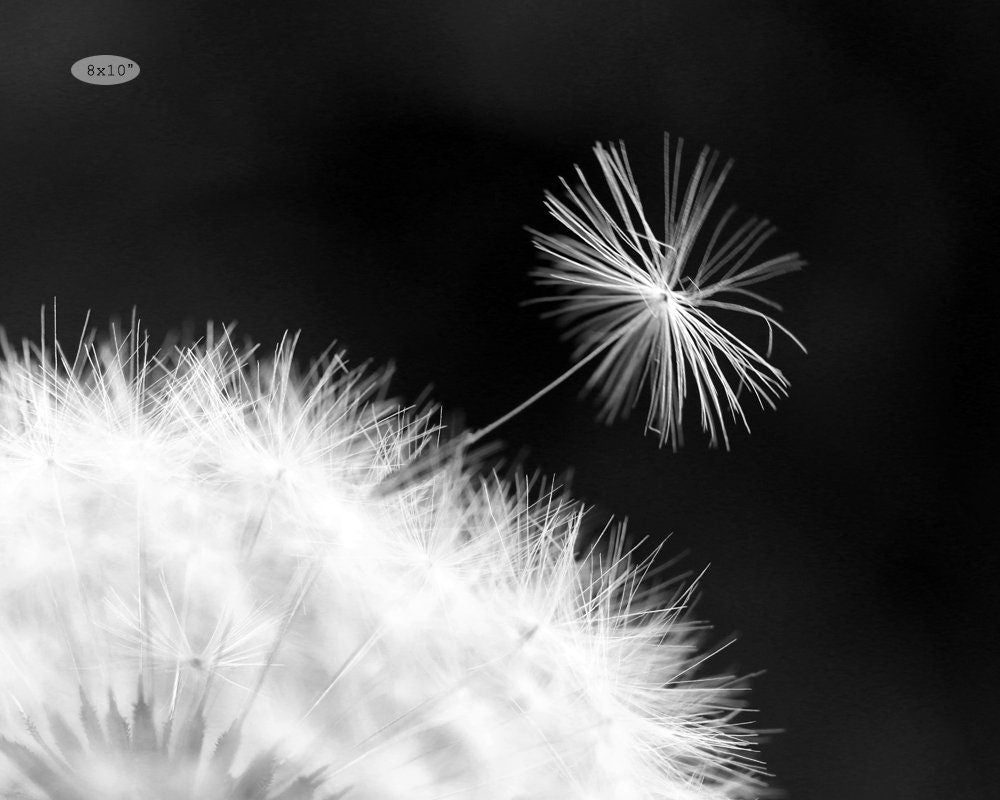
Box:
(71, 55, 140, 85)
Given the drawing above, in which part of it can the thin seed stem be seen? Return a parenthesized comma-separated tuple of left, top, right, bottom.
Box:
(370, 335, 616, 498)
(467, 334, 616, 446)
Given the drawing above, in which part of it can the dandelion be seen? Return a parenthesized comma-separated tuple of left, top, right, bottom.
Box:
(0, 315, 769, 798)
(530, 136, 806, 448)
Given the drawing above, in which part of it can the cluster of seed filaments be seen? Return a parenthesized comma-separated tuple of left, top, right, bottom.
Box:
(0, 678, 328, 800)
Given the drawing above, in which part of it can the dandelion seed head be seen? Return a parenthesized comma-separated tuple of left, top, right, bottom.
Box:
(532, 136, 806, 449)
(0, 317, 769, 798)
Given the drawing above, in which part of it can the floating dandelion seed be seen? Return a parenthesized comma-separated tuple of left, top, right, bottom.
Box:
(375, 135, 805, 498)
(530, 136, 806, 449)
(0, 315, 770, 798)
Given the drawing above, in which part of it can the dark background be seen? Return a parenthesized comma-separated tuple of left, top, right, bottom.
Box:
(1, 2, 996, 797)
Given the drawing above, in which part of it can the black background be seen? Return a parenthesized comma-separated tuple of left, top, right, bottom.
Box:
(1, 2, 997, 798)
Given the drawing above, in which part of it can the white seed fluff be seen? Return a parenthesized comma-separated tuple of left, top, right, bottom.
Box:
(532, 137, 805, 449)
(0, 321, 766, 799)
